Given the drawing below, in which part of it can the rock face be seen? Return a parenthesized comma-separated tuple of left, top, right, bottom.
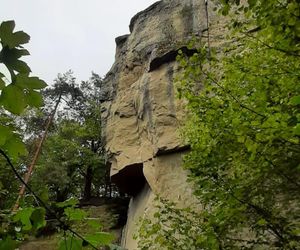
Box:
(100, 0, 218, 248)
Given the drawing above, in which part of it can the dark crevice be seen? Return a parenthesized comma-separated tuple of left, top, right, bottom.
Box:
(111, 163, 146, 196)
(155, 145, 191, 157)
(166, 65, 176, 116)
(149, 46, 197, 72)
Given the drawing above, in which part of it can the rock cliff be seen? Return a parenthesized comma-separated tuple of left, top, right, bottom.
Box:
(100, 0, 221, 248)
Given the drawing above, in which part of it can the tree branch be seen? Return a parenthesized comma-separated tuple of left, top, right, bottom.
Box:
(0, 149, 99, 250)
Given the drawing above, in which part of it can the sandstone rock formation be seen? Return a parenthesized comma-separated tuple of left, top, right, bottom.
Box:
(100, 0, 220, 248)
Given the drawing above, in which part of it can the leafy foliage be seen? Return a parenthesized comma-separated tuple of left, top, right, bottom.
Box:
(59, 237, 83, 250)
(0, 20, 47, 160)
(0, 21, 119, 249)
(135, 198, 203, 250)
(0, 20, 49, 248)
(56, 198, 115, 249)
(0, 206, 47, 249)
(13, 207, 46, 231)
(177, 1, 300, 249)
(138, 0, 300, 249)
(26, 71, 110, 203)
(0, 236, 17, 250)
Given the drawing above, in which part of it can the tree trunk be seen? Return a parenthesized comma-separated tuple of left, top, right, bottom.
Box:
(83, 165, 93, 201)
(13, 93, 62, 211)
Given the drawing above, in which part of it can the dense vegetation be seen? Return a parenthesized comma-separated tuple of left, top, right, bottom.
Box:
(137, 0, 300, 249)
(0, 20, 122, 250)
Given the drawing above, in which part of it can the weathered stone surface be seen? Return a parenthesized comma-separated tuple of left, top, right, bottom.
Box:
(101, 0, 208, 176)
(121, 153, 201, 249)
(100, 0, 222, 248)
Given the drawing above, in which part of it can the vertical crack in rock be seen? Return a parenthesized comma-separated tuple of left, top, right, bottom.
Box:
(142, 77, 153, 127)
(166, 64, 176, 117)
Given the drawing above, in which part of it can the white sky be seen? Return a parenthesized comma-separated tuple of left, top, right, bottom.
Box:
(0, 0, 158, 84)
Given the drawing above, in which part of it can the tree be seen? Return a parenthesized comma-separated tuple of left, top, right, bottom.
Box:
(0, 21, 116, 250)
(27, 71, 110, 203)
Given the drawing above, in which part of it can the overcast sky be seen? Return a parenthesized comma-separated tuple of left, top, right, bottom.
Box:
(0, 0, 158, 84)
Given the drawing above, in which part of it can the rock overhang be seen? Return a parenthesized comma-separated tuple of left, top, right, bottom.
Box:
(100, 0, 213, 196)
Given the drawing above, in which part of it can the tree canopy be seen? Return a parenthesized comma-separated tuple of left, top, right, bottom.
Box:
(0, 21, 119, 250)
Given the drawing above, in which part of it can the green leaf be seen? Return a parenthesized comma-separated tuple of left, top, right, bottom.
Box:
(26, 90, 43, 107)
(257, 218, 267, 226)
(0, 84, 26, 114)
(64, 207, 87, 221)
(0, 46, 31, 75)
(290, 96, 300, 105)
(221, 4, 230, 15)
(9, 59, 31, 73)
(293, 123, 300, 135)
(11, 31, 30, 47)
(30, 207, 46, 230)
(87, 219, 102, 230)
(0, 237, 17, 250)
(56, 197, 78, 208)
(3, 135, 27, 159)
(0, 20, 30, 48)
(16, 75, 47, 89)
(2, 47, 30, 60)
(85, 232, 114, 246)
(13, 207, 34, 231)
(0, 21, 15, 33)
(0, 125, 12, 146)
(291, 228, 300, 236)
(39, 188, 49, 203)
(59, 237, 82, 250)
(237, 135, 245, 143)
(0, 21, 15, 43)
